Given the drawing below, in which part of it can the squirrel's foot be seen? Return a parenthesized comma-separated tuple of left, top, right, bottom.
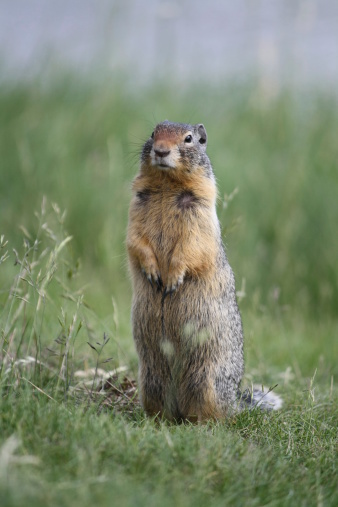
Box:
(163, 273, 184, 300)
(141, 267, 162, 290)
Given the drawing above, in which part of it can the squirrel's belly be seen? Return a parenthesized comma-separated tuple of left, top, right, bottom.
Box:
(132, 263, 233, 332)
(132, 270, 244, 394)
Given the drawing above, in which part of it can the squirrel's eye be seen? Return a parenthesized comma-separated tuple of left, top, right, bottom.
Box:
(184, 135, 192, 143)
(151, 131, 154, 139)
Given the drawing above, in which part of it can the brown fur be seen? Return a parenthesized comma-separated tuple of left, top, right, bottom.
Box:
(127, 121, 244, 421)
(128, 167, 218, 289)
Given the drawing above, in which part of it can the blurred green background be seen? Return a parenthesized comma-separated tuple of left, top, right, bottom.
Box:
(1, 1, 338, 385)
(0, 76, 337, 380)
(0, 4, 337, 506)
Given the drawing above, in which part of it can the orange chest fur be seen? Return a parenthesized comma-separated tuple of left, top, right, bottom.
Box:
(128, 171, 219, 278)
(131, 188, 206, 248)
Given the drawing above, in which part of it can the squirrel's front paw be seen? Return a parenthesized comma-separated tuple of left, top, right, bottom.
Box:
(163, 272, 184, 299)
(141, 265, 163, 290)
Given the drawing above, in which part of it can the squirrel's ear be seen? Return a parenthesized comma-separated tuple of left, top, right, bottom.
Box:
(197, 124, 207, 146)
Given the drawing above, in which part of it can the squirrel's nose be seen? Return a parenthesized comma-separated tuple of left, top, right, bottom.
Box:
(154, 148, 170, 158)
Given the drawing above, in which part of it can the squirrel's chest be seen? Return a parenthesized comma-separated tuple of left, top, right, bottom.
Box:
(135, 188, 204, 243)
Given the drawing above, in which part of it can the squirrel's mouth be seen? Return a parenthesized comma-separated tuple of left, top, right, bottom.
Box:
(152, 159, 172, 169)
(151, 153, 176, 169)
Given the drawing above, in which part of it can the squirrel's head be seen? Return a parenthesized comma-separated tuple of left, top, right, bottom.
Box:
(141, 121, 211, 177)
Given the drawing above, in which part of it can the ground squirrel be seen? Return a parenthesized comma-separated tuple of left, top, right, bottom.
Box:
(127, 120, 282, 422)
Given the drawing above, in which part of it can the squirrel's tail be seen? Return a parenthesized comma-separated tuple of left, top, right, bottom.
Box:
(238, 385, 283, 411)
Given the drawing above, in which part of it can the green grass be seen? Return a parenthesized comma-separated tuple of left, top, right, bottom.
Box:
(0, 75, 337, 506)
(0, 395, 336, 507)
